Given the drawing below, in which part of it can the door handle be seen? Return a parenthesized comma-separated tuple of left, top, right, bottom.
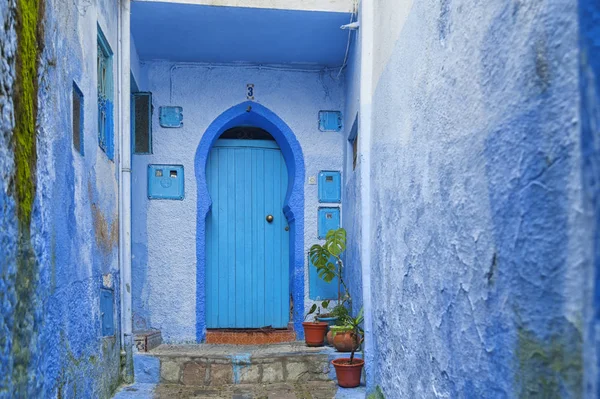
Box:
(266, 215, 274, 223)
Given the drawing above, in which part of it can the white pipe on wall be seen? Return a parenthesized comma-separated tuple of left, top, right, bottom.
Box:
(358, 0, 374, 389)
(118, 0, 133, 382)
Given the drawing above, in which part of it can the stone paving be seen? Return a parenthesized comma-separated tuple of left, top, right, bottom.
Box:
(150, 342, 325, 357)
(155, 381, 337, 398)
(115, 381, 338, 398)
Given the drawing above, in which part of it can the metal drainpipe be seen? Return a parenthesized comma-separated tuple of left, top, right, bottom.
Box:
(358, 0, 374, 390)
(118, 0, 133, 383)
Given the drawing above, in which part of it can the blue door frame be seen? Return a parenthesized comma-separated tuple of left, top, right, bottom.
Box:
(195, 102, 305, 341)
(205, 139, 290, 328)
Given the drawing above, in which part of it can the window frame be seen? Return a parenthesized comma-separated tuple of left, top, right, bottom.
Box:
(97, 25, 114, 161)
(132, 91, 153, 155)
(72, 81, 84, 155)
(348, 114, 359, 171)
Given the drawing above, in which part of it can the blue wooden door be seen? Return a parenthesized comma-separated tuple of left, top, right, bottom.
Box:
(206, 139, 290, 328)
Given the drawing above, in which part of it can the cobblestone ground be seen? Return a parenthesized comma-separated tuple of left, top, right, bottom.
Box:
(152, 381, 337, 398)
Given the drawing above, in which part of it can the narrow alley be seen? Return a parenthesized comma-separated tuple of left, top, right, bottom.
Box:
(1, 0, 599, 398)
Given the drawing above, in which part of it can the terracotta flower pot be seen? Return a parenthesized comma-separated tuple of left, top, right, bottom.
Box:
(302, 322, 328, 347)
(332, 358, 364, 388)
(333, 331, 360, 352)
(317, 316, 338, 346)
(326, 330, 334, 346)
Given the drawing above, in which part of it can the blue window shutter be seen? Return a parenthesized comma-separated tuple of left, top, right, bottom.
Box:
(100, 288, 115, 336)
(97, 25, 114, 160)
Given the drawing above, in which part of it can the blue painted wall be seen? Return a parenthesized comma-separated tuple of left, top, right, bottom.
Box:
(131, 62, 345, 343)
(1, 0, 123, 397)
(579, 0, 600, 395)
(348, 0, 596, 396)
(341, 26, 362, 317)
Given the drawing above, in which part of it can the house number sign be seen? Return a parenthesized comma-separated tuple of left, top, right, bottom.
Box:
(246, 84, 255, 100)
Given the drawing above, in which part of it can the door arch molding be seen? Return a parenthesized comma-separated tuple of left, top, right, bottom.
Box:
(194, 101, 305, 342)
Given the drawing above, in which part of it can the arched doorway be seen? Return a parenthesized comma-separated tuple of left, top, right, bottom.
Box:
(194, 102, 305, 342)
(205, 128, 290, 328)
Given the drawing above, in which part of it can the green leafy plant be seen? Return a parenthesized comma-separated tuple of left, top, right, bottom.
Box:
(331, 304, 350, 325)
(367, 386, 385, 399)
(309, 228, 350, 306)
(304, 300, 330, 322)
(331, 307, 364, 364)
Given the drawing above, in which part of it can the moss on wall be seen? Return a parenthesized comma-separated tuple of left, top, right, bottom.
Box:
(13, 0, 42, 228)
(367, 386, 385, 399)
(10, 0, 44, 394)
(516, 325, 583, 398)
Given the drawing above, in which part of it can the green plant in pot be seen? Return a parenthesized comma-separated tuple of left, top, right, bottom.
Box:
(309, 228, 353, 349)
(302, 302, 329, 347)
(331, 307, 365, 388)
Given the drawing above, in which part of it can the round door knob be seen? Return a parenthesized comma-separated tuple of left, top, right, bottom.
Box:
(266, 215, 274, 223)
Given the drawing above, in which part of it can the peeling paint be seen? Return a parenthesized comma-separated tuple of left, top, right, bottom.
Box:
(91, 203, 118, 254)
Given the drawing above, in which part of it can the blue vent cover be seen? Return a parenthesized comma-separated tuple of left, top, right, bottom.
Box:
(100, 288, 115, 336)
(318, 171, 341, 203)
(159, 106, 183, 128)
(148, 164, 185, 200)
(318, 111, 342, 132)
(309, 255, 339, 300)
(318, 207, 340, 239)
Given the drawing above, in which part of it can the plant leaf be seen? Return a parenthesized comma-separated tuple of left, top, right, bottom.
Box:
(325, 228, 346, 256)
(304, 303, 317, 321)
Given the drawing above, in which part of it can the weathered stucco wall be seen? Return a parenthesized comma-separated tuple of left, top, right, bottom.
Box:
(363, 0, 593, 397)
(1, 1, 122, 397)
(131, 62, 345, 342)
(579, 0, 600, 395)
(342, 28, 363, 315)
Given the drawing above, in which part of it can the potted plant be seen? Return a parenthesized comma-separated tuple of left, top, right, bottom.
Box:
(309, 229, 350, 308)
(329, 325, 360, 352)
(320, 304, 350, 346)
(302, 302, 329, 347)
(309, 228, 354, 350)
(313, 300, 335, 345)
(331, 307, 365, 388)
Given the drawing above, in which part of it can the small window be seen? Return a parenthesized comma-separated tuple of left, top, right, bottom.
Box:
(97, 25, 114, 160)
(352, 136, 358, 170)
(72, 82, 84, 155)
(132, 92, 153, 154)
(348, 114, 359, 171)
(100, 288, 115, 336)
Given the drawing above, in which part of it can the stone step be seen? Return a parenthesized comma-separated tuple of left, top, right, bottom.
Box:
(205, 328, 296, 345)
(134, 342, 346, 387)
